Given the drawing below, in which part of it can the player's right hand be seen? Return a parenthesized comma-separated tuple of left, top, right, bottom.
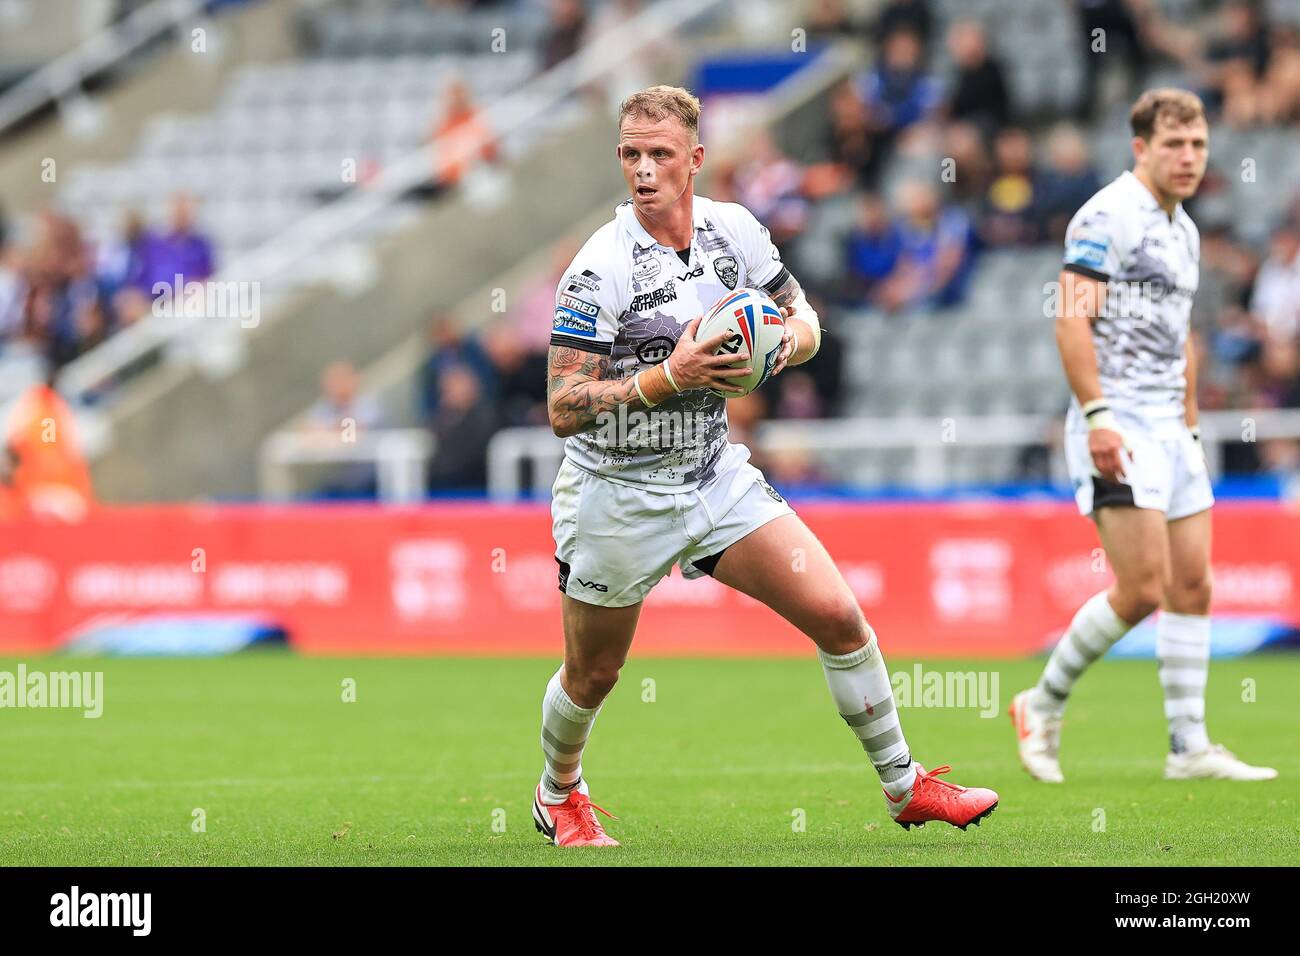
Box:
(668, 317, 752, 394)
(1089, 428, 1129, 482)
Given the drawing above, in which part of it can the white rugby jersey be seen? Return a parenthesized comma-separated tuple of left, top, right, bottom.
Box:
(551, 194, 788, 491)
(1061, 170, 1200, 421)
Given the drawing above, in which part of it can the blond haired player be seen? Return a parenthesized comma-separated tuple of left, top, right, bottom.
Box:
(533, 85, 998, 847)
(1010, 89, 1276, 783)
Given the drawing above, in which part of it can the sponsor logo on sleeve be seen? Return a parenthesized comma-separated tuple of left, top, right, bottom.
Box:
(1065, 228, 1109, 270)
(553, 308, 598, 337)
(558, 293, 599, 317)
(565, 269, 602, 294)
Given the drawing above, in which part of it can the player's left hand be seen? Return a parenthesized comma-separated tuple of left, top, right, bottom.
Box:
(771, 307, 796, 377)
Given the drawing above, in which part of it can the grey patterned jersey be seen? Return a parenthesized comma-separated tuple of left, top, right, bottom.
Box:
(1061, 170, 1200, 421)
(549, 195, 787, 491)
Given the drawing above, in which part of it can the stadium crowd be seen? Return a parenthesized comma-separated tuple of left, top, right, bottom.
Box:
(413, 0, 1300, 492)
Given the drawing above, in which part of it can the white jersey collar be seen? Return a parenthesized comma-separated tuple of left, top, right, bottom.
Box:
(1120, 169, 1182, 220)
(616, 194, 711, 251)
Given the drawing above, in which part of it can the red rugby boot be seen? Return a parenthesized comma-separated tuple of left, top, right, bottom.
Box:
(886, 763, 999, 831)
(532, 785, 621, 847)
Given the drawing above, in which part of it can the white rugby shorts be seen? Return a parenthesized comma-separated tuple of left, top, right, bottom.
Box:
(551, 442, 794, 607)
(1065, 408, 1214, 520)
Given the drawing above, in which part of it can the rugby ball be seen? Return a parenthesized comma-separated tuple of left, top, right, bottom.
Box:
(696, 287, 785, 399)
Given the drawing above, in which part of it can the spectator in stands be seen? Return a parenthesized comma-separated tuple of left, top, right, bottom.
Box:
(24, 211, 99, 369)
(729, 128, 811, 252)
(873, 179, 976, 313)
(944, 19, 1011, 134)
(1034, 124, 1101, 242)
(481, 321, 548, 428)
(941, 121, 991, 204)
(871, 0, 933, 54)
(979, 127, 1041, 247)
(419, 313, 494, 423)
(134, 193, 214, 294)
(1250, 222, 1300, 340)
(1250, 336, 1300, 409)
(1072, 0, 1152, 121)
(427, 363, 497, 491)
(1200, 0, 1272, 125)
(303, 361, 385, 498)
(541, 0, 587, 71)
(96, 209, 151, 294)
(858, 28, 942, 145)
(845, 192, 902, 298)
(0, 222, 25, 343)
(5, 368, 94, 522)
(824, 78, 879, 187)
(430, 75, 498, 190)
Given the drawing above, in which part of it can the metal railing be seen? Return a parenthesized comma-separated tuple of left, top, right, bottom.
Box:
(0, 0, 207, 135)
(483, 409, 1300, 501)
(54, 0, 731, 404)
(259, 428, 433, 502)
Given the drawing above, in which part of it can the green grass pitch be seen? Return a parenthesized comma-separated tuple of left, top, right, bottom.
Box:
(1, 652, 1296, 866)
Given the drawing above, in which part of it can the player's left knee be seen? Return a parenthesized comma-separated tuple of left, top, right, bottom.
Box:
(1166, 570, 1212, 614)
(810, 596, 871, 656)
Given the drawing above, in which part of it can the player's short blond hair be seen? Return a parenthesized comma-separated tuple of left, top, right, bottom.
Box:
(618, 86, 701, 143)
(1130, 88, 1207, 140)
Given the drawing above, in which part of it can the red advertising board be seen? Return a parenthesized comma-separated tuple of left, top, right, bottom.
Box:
(1, 502, 1297, 656)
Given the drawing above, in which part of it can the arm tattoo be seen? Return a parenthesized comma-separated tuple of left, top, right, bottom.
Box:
(547, 345, 649, 436)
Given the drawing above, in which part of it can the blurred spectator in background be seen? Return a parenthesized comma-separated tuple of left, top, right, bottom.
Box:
(1073, 0, 1152, 121)
(727, 128, 812, 253)
(96, 209, 151, 292)
(480, 322, 549, 427)
(134, 193, 214, 293)
(541, 0, 587, 70)
(941, 121, 991, 203)
(0, 220, 24, 342)
(944, 19, 1010, 134)
(430, 75, 498, 190)
(1200, 0, 1272, 125)
(427, 364, 497, 491)
(874, 179, 976, 313)
(824, 79, 878, 187)
(872, 0, 933, 54)
(303, 361, 385, 498)
(1035, 124, 1101, 242)
(859, 28, 942, 150)
(845, 192, 902, 298)
(1250, 222, 1300, 340)
(4, 370, 94, 522)
(979, 127, 1041, 247)
(420, 313, 494, 423)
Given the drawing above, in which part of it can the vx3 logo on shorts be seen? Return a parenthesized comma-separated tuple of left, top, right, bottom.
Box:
(576, 578, 609, 593)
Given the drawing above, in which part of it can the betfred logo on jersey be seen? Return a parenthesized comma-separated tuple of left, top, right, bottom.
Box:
(558, 293, 598, 317)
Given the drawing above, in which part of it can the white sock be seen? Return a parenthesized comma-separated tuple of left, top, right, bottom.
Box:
(819, 628, 916, 798)
(538, 668, 599, 805)
(1033, 591, 1133, 715)
(1157, 611, 1211, 755)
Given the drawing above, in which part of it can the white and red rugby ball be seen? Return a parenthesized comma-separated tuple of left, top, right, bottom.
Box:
(695, 287, 785, 399)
